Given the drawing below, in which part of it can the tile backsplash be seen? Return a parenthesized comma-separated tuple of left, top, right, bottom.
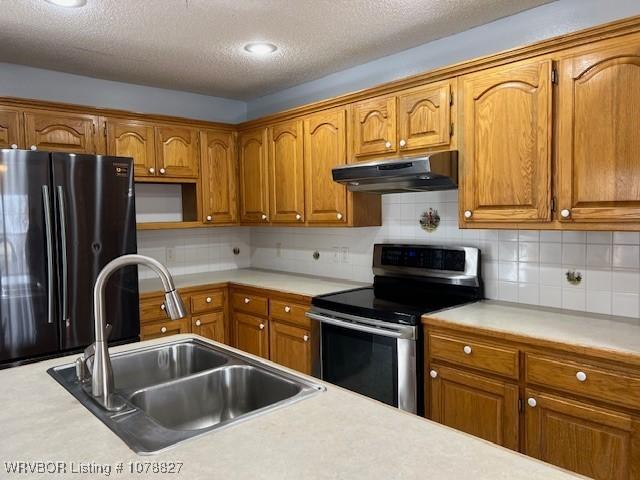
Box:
(250, 190, 640, 319)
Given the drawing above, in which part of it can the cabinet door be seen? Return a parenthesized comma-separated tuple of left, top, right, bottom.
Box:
(558, 37, 640, 223)
(155, 125, 199, 178)
(0, 106, 23, 149)
(200, 130, 237, 224)
(525, 389, 640, 480)
(233, 312, 269, 359)
(192, 311, 225, 343)
(238, 128, 269, 223)
(397, 82, 451, 151)
(105, 118, 156, 177)
(268, 120, 305, 223)
(430, 364, 519, 451)
(460, 59, 552, 223)
(269, 321, 311, 374)
(303, 108, 348, 224)
(351, 95, 396, 158)
(24, 110, 97, 153)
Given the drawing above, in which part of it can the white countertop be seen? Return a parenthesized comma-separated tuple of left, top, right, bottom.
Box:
(426, 300, 640, 357)
(0, 335, 581, 480)
(138, 268, 367, 297)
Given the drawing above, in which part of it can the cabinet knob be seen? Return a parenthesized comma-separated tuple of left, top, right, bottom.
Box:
(195, 319, 201, 327)
(429, 370, 438, 379)
(560, 209, 571, 219)
(261, 214, 268, 221)
(30, 145, 37, 151)
(259, 323, 265, 330)
(463, 345, 472, 355)
(284, 306, 291, 313)
(148, 167, 155, 174)
(464, 210, 473, 219)
(336, 212, 343, 220)
(159, 168, 166, 175)
(206, 215, 213, 222)
(527, 397, 537, 408)
(160, 303, 166, 311)
(10, 144, 18, 149)
(576, 371, 587, 382)
(385, 141, 392, 148)
(244, 297, 250, 304)
(399, 139, 407, 148)
(160, 326, 167, 334)
(295, 213, 302, 221)
(303, 334, 309, 342)
(206, 297, 212, 303)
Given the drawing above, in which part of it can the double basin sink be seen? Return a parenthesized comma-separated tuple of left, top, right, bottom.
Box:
(48, 338, 325, 454)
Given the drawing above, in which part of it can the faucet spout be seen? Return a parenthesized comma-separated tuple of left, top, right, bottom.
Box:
(90, 254, 186, 411)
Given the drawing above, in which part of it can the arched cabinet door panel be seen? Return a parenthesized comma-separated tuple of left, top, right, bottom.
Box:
(351, 95, 396, 158)
(460, 58, 552, 224)
(155, 125, 199, 178)
(0, 107, 23, 149)
(24, 110, 98, 154)
(105, 118, 156, 177)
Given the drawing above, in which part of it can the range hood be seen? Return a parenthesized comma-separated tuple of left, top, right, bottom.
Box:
(332, 151, 458, 194)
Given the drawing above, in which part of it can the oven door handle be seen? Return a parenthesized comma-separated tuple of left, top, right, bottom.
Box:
(305, 311, 414, 339)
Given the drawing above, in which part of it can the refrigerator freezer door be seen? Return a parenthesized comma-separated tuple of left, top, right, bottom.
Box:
(52, 154, 139, 351)
(0, 150, 59, 364)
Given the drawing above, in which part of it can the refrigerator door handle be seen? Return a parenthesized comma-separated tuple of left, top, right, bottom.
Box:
(57, 185, 69, 326)
(42, 185, 55, 325)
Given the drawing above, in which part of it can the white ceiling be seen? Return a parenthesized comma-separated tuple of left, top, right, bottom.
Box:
(0, 0, 553, 100)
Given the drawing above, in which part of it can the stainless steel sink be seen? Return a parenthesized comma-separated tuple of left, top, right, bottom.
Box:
(48, 338, 325, 454)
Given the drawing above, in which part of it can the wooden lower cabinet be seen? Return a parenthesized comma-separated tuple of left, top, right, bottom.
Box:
(269, 321, 311, 375)
(232, 312, 269, 359)
(429, 364, 519, 450)
(525, 389, 640, 480)
(192, 311, 225, 344)
(141, 318, 191, 340)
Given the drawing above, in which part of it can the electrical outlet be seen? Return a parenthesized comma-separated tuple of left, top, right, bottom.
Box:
(166, 247, 176, 263)
(332, 246, 340, 263)
(340, 247, 349, 264)
(276, 242, 282, 258)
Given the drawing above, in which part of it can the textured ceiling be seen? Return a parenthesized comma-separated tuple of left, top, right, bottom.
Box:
(0, 0, 553, 100)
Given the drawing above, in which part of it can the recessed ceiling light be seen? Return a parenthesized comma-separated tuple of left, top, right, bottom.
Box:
(243, 43, 278, 55)
(45, 0, 87, 7)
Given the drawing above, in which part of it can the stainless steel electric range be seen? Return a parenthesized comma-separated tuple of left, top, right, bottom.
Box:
(306, 244, 482, 414)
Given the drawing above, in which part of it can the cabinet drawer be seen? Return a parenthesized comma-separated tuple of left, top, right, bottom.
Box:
(269, 299, 310, 328)
(525, 353, 640, 411)
(429, 333, 519, 379)
(140, 294, 187, 323)
(231, 292, 268, 316)
(140, 318, 191, 340)
(191, 290, 225, 314)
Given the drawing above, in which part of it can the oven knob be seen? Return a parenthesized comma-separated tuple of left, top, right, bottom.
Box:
(429, 370, 438, 379)
(463, 345, 472, 355)
(303, 335, 309, 342)
(284, 306, 291, 313)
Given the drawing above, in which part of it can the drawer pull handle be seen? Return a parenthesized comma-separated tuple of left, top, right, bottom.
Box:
(429, 370, 438, 379)
(195, 320, 201, 327)
(399, 139, 406, 148)
(206, 215, 213, 222)
(159, 168, 166, 175)
(10, 143, 18, 149)
(463, 345, 472, 355)
(206, 297, 212, 303)
(527, 397, 537, 408)
(244, 297, 250, 304)
(385, 141, 392, 148)
(303, 334, 309, 342)
(336, 212, 343, 220)
(148, 167, 155, 174)
(464, 210, 473, 219)
(160, 326, 167, 334)
(576, 371, 587, 382)
(259, 323, 265, 330)
(160, 303, 166, 311)
(284, 306, 291, 313)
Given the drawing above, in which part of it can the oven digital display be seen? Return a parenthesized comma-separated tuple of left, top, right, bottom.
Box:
(380, 246, 466, 272)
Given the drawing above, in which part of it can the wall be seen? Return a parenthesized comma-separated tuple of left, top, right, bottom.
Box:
(0, 62, 246, 123)
(245, 0, 640, 118)
(250, 191, 640, 319)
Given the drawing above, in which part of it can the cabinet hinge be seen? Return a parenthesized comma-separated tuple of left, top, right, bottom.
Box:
(450, 91, 454, 106)
(103, 124, 107, 138)
(518, 398, 523, 413)
(450, 123, 454, 136)
(92, 123, 96, 134)
(551, 197, 557, 212)
(551, 67, 558, 85)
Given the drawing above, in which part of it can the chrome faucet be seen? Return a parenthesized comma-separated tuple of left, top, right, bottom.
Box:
(80, 254, 187, 411)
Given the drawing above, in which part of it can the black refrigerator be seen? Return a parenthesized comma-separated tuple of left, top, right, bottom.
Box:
(0, 150, 139, 368)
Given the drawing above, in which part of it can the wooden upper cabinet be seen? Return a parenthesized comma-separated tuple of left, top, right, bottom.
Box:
(430, 364, 519, 451)
(200, 130, 237, 224)
(268, 120, 305, 223)
(397, 81, 452, 152)
(460, 59, 552, 223)
(24, 110, 98, 153)
(105, 118, 156, 177)
(0, 107, 22, 149)
(238, 128, 269, 223)
(155, 125, 199, 178)
(303, 108, 348, 224)
(351, 95, 396, 158)
(525, 389, 639, 480)
(558, 36, 640, 223)
(269, 321, 311, 375)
